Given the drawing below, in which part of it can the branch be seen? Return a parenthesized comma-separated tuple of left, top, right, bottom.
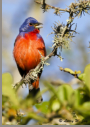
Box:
(35, 0, 90, 17)
(35, 0, 70, 13)
(59, 67, 81, 80)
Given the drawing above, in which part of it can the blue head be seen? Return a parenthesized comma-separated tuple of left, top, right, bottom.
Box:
(19, 17, 43, 33)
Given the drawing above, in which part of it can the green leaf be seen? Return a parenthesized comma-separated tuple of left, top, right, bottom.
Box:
(75, 102, 90, 116)
(83, 102, 90, 110)
(78, 73, 85, 81)
(35, 101, 49, 114)
(51, 99, 60, 111)
(2, 73, 13, 86)
(20, 112, 48, 125)
(2, 73, 19, 106)
(43, 81, 61, 103)
(57, 84, 73, 105)
(57, 85, 67, 103)
(73, 90, 81, 107)
(2, 95, 9, 105)
(84, 64, 90, 93)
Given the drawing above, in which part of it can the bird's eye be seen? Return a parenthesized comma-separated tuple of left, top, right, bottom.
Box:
(29, 23, 33, 26)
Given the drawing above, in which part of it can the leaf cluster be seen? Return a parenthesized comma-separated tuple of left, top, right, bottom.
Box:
(2, 64, 90, 125)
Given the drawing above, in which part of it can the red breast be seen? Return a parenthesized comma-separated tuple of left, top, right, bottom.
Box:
(13, 30, 46, 74)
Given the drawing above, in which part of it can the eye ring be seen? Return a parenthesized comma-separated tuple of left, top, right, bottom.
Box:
(29, 23, 33, 26)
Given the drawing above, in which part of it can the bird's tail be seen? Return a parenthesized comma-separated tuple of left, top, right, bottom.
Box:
(29, 77, 43, 103)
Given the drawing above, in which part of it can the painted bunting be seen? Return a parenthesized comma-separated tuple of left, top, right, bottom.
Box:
(13, 17, 46, 102)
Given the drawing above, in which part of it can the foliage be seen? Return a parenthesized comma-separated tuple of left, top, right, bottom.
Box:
(2, 64, 90, 125)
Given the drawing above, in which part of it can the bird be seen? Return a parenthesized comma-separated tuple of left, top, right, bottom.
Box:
(13, 17, 46, 102)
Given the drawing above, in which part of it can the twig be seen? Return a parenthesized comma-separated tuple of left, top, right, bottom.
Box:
(59, 67, 83, 81)
(35, 0, 70, 12)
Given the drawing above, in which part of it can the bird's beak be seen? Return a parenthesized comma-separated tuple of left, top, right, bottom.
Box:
(34, 22, 43, 29)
